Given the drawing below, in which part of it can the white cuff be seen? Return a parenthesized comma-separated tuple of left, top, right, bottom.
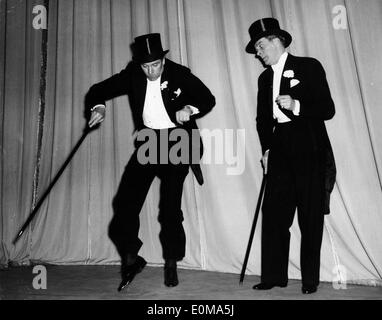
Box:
(293, 100, 300, 116)
(91, 104, 106, 112)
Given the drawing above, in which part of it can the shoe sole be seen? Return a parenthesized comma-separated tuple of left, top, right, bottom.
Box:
(253, 284, 287, 290)
(164, 280, 179, 288)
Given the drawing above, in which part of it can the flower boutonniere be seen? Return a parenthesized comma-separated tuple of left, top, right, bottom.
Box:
(171, 88, 182, 101)
(283, 70, 294, 78)
(160, 81, 168, 91)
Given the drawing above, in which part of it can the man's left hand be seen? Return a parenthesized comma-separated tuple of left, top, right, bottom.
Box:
(176, 106, 193, 125)
(276, 95, 295, 112)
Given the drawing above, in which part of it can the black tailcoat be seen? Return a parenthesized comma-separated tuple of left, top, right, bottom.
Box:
(256, 54, 336, 214)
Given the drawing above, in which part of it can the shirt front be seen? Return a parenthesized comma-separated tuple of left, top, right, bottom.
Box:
(271, 52, 291, 123)
(142, 77, 177, 129)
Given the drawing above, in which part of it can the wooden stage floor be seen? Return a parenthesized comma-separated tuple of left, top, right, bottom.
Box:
(1, 264, 381, 300)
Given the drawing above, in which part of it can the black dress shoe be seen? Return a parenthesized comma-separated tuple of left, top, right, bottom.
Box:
(253, 282, 287, 290)
(118, 255, 147, 292)
(164, 260, 178, 287)
(302, 285, 317, 294)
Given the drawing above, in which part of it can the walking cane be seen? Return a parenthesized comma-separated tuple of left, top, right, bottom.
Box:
(13, 126, 92, 245)
(239, 170, 267, 284)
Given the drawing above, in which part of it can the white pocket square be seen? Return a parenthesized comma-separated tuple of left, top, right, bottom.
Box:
(290, 79, 300, 88)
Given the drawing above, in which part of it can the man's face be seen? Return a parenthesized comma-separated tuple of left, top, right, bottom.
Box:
(254, 37, 281, 66)
(141, 58, 165, 81)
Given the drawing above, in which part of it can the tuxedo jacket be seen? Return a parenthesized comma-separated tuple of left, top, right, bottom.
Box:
(85, 58, 216, 184)
(256, 54, 336, 214)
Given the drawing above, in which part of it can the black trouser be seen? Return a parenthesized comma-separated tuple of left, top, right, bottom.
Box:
(108, 128, 190, 263)
(261, 122, 325, 286)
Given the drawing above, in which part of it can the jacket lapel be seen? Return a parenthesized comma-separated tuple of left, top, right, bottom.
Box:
(263, 68, 274, 116)
(160, 62, 178, 123)
(160, 65, 170, 108)
(279, 54, 297, 120)
(133, 67, 148, 117)
(279, 54, 293, 95)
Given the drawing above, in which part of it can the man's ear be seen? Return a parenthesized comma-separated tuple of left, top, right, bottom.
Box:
(274, 37, 285, 50)
(270, 37, 279, 46)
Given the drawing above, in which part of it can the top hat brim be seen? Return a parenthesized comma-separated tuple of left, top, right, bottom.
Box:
(133, 50, 169, 63)
(245, 29, 292, 54)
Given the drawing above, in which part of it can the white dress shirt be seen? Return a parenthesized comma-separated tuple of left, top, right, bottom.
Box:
(271, 52, 300, 123)
(142, 77, 177, 129)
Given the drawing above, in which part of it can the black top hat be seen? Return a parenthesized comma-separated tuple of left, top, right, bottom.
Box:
(132, 33, 169, 63)
(245, 18, 292, 53)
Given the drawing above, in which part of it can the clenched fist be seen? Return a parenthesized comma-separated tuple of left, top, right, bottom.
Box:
(276, 95, 296, 112)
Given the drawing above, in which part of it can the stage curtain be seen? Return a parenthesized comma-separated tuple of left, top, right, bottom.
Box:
(1, 0, 381, 286)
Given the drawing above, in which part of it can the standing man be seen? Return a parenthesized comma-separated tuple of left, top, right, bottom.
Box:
(86, 33, 215, 291)
(245, 18, 336, 294)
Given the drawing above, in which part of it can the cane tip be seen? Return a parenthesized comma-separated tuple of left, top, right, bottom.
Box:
(12, 232, 23, 245)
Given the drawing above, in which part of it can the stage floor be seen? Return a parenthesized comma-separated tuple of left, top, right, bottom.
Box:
(1, 265, 381, 300)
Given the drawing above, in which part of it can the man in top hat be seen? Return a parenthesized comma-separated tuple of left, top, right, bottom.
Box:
(245, 18, 336, 294)
(85, 33, 215, 291)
